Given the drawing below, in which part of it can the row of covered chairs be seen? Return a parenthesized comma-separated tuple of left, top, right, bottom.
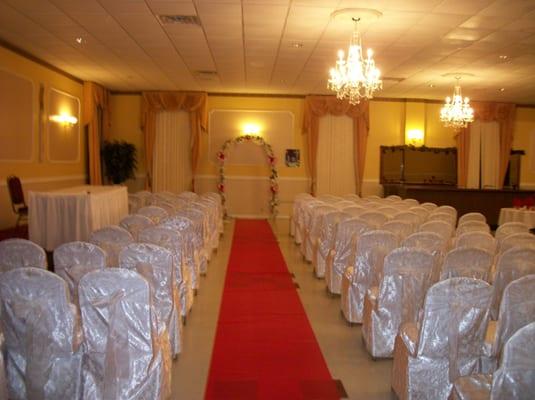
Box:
(0, 190, 223, 400)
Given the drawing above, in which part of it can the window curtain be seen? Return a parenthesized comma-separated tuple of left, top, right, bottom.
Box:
(302, 95, 369, 195)
(83, 82, 110, 185)
(316, 115, 356, 195)
(141, 91, 208, 190)
(456, 102, 516, 188)
(153, 111, 192, 193)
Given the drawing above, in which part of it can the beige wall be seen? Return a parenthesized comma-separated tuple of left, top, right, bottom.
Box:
(0, 45, 85, 229)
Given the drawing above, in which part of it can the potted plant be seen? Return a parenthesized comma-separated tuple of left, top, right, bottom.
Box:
(101, 140, 138, 184)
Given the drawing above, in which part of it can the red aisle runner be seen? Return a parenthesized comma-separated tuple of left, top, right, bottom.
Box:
(205, 219, 339, 400)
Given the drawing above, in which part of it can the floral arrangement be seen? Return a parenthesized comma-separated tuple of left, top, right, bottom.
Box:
(217, 135, 279, 218)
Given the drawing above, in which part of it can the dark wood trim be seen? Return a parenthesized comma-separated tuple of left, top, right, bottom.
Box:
(0, 39, 83, 84)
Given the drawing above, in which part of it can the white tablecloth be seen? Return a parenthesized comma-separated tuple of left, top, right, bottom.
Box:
(498, 207, 535, 229)
(29, 185, 129, 250)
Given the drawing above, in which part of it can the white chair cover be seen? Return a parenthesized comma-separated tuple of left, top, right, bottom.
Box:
(358, 211, 389, 229)
(341, 230, 399, 323)
(325, 218, 370, 291)
(300, 201, 327, 258)
(402, 231, 448, 281)
(402, 198, 419, 207)
(382, 220, 414, 241)
(420, 220, 454, 242)
(0, 239, 47, 272)
(291, 196, 315, 243)
(177, 208, 208, 275)
(342, 205, 365, 217)
(192, 201, 218, 252)
(53, 241, 106, 302)
(119, 243, 182, 357)
(495, 221, 530, 242)
(362, 247, 435, 358)
(128, 193, 143, 214)
(290, 193, 313, 237)
(79, 269, 168, 400)
(491, 247, 535, 319)
(435, 205, 457, 220)
(151, 201, 176, 216)
(0, 268, 82, 400)
(333, 200, 356, 210)
(119, 214, 155, 240)
(454, 232, 497, 255)
(427, 212, 456, 227)
(135, 190, 153, 207)
(392, 278, 493, 400)
(342, 193, 360, 202)
(89, 226, 134, 268)
(177, 191, 199, 202)
(408, 206, 430, 224)
(137, 205, 169, 224)
(391, 211, 421, 229)
(305, 205, 336, 263)
(451, 321, 535, 400)
(386, 195, 402, 201)
(420, 202, 438, 212)
(376, 206, 399, 217)
(0, 332, 7, 400)
(456, 221, 491, 236)
(440, 247, 494, 281)
(317, 211, 351, 282)
(498, 232, 535, 255)
(458, 212, 486, 225)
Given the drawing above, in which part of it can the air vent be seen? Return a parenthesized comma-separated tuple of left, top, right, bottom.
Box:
(159, 15, 201, 25)
(195, 70, 219, 81)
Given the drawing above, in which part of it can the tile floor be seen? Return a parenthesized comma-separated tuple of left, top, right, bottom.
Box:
(171, 219, 394, 399)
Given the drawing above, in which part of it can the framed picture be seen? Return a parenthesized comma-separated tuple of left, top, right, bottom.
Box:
(285, 149, 300, 167)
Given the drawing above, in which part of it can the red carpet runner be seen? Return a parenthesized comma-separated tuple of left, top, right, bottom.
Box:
(205, 219, 339, 399)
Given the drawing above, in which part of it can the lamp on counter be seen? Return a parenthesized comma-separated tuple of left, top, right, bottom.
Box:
(406, 129, 424, 146)
(49, 113, 78, 127)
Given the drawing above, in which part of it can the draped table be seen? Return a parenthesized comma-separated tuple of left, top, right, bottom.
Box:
(498, 207, 535, 229)
(29, 185, 128, 251)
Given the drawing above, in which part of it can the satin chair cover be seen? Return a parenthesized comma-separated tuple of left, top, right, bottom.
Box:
(391, 212, 421, 230)
(358, 211, 389, 229)
(495, 222, 530, 242)
(333, 200, 356, 210)
(54, 241, 107, 302)
(177, 208, 208, 275)
(192, 201, 217, 254)
(292, 197, 318, 244)
(498, 232, 535, 255)
(290, 193, 313, 237)
(386, 195, 402, 201)
(198, 198, 222, 249)
(435, 205, 458, 221)
(0, 238, 47, 272)
(491, 247, 535, 319)
(392, 278, 493, 400)
(376, 206, 400, 217)
(317, 211, 351, 281)
(119, 243, 182, 358)
(362, 247, 435, 358)
(456, 221, 491, 236)
(420, 220, 454, 242)
(306, 205, 336, 263)
(325, 218, 370, 291)
(119, 214, 155, 240)
(402, 199, 420, 207)
(89, 226, 134, 268)
(79, 269, 168, 400)
(382, 221, 415, 241)
(134, 190, 153, 207)
(298, 200, 323, 250)
(450, 322, 535, 400)
(341, 230, 399, 323)
(454, 232, 497, 256)
(428, 212, 457, 227)
(408, 206, 430, 225)
(137, 205, 169, 224)
(403, 231, 448, 281)
(128, 193, 143, 214)
(0, 268, 82, 400)
(420, 202, 438, 212)
(177, 191, 199, 202)
(151, 201, 177, 216)
(458, 212, 486, 225)
(342, 193, 360, 202)
(138, 226, 192, 316)
(0, 332, 7, 400)
(440, 247, 494, 282)
(342, 205, 365, 217)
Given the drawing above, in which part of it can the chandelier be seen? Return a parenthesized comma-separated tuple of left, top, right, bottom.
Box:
(440, 77, 474, 129)
(328, 17, 382, 105)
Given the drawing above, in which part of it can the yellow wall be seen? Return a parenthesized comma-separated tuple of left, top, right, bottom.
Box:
(0, 45, 85, 228)
(512, 107, 535, 187)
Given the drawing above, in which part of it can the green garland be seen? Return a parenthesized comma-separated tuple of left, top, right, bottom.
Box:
(216, 135, 279, 218)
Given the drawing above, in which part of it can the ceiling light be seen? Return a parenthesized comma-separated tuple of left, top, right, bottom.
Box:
(499, 87, 505, 92)
(328, 16, 382, 104)
(428, 84, 435, 88)
(498, 55, 508, 60)
(75, 37, 84, 44)
(291, 42, 304, 48)
(440, 76, 474, 130)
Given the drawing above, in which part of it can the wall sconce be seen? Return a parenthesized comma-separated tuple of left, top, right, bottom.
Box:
(406, 129, 424, 146)
(242, 123, 261, 136)
(49, 113, 78, 126)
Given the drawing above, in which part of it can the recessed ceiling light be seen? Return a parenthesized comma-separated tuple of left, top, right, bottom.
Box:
(499, 87, 505, 92)
(290, 42, 304, 48)
(75, 37, 84, 44)
(428, 84, 435, 88)
(498, 55, 508, 60)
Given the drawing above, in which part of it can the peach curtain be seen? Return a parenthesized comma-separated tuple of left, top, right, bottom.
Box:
(303, 96, 369, 195)
(83, 82, 110, 185)
(455, 102, 515, 188)
(141, 91, 208, 190)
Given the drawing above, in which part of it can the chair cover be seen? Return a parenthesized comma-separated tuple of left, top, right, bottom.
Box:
(317, 211, 351, 282)
(402, 199, 419, 207)
(358, 211, 389, 229)
(135, 190, 153, 207)
(333, 200, 356, 210)
(79, 269, 168, 400)
(119, 243, 182, 357)
(178, 208, 208, 274)
(306, 205, 336, 263)
(458, 212, 486, 226)
(420, 202, 438, 212)
(386, 195, 402, 201)
(138, 226, 192, 317)
(456, 221, 491, 236)
(298, 199, 323, 249)
(341, 230, 399, 323)
(151, 201, 176, 216)
(196, 199, 221, 250)
(392, 278, 493, 400)
(382, 220, 414, 241)
(428, 212, 456, 227)
(120, 214, 155, 240)
(54, 241, 107, 302)
(0, 239, 47, 272)
(342, 193, 360, 201)
(325, 218, 370, 292)
(440, 247, 494, 281)
(128, 193, 143, 214)
(498, 232, 535, 255)
(0, 332, 7, 400)
(362, 247, 435, 358)
(391, 212, 421, 229)
(177, 191, 199, 202)
(435, 205, 457, 220)
(201, 192, 224, 234)
(491, 247, 535, 319)
(317, 194, 340, 203)
(291, 196, 315, 243)
(454, 232, 497, 256)
(0, 268, 82, 400)
(420, 220, 454, 242)
(451, 322, 535, 400)
(495, 222, 530, 242)
(342, 205, 365, 217)
(290, 194, 313, 237)
(408, 206, 430, 224)
(89, 226, 134, 268)
(403, 231, 448, 281)
(191, 201, 216, 252)
(376, 206, 400, 217)
(137, 205, 169, 224)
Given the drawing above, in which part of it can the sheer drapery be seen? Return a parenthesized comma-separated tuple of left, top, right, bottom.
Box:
(83, 82, 110, 185)
(141, 91, 208, 190)
(153, 111, 192, 193)
(456, 102, 515, 189)
(302, 96, 369, 195)
(466, 121, 500, 189)
(316, 115, 356, 195)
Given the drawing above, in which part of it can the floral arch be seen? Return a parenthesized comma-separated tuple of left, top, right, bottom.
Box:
(216, 135, 279, 218)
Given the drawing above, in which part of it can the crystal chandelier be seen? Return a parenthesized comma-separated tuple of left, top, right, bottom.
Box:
(440, 77, 474, 129)
(328, 17, 382, 105)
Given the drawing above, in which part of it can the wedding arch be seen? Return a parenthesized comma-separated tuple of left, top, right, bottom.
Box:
(216, 135, 279, 218)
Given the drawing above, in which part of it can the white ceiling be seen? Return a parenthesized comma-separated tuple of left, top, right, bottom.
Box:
(1, 0, 535, 103)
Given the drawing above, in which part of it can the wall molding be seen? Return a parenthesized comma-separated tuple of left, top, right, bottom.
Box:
(195, 174, 310, 182)
(0, 174, 86, 187)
